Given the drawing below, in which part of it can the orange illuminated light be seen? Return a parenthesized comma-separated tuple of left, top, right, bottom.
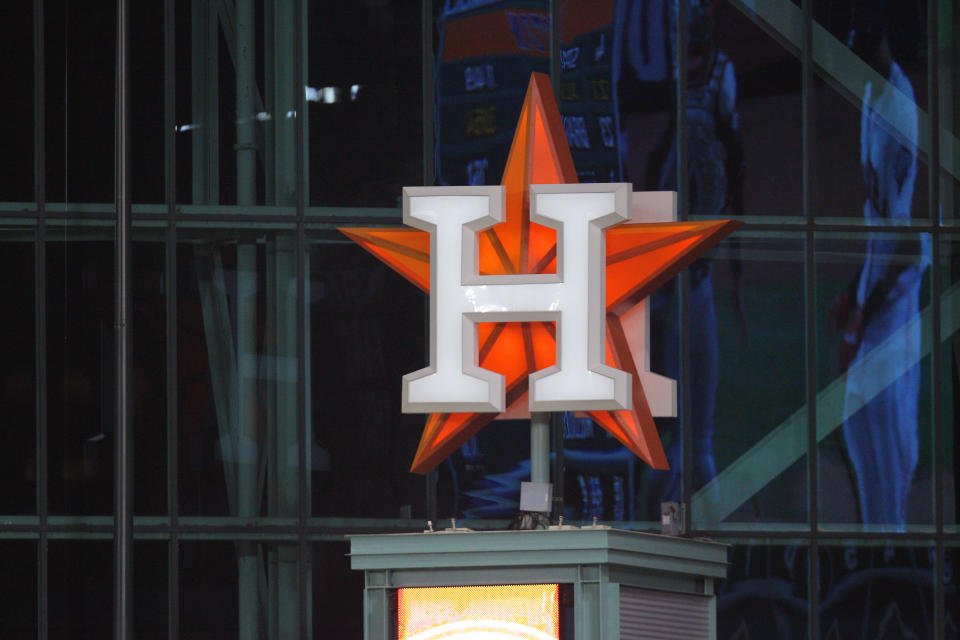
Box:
(397, 584, 560, 640)
(341, 73, 742, 474)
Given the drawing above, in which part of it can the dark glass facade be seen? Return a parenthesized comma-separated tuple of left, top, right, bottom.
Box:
(1, 0, 958, 638)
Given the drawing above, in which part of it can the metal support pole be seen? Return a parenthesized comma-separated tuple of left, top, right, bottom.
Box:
(530, 411, 551, 484)
(114, 0, 133, 637)
(236, 0, 256, 205)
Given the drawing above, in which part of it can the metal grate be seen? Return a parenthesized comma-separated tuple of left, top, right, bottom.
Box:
(620, 586, 711, 640)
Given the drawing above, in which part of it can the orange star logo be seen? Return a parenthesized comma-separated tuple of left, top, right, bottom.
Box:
(341, 73, 741, 474)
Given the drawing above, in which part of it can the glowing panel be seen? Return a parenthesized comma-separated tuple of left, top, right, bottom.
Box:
(397, 584, 560, 640)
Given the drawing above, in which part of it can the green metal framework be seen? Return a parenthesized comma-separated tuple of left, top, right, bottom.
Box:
(0, 0, 959, 638)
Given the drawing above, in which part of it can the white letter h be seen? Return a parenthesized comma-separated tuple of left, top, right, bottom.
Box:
(401, 183, 632, 414)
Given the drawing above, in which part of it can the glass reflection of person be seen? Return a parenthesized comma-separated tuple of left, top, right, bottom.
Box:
(832, 4, 927, 526)
(615, 0, 745, 516)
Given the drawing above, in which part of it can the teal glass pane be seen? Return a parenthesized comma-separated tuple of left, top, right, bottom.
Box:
(818, 542, 936, 639)
(180, 540, 299, 638)
(308, 238, 428, 519)
(717, 541, 809, 639)
(691, 233, 808, 529)
(133, 229, 167, 516)
(0, 224, 35, 515)
(0, 3, 34, 202)
(939, 0, 960, 225)
(0, 541, 37, 639)
(940, 236, 960, 528)
(812, 0, 930, 223)
(45, 2, 116, 204)
(49, 540, 112, 639)
(174, 0, 271, 207)
(47, 224, 115, 516)
(308, 1, 423, 205)
(816, 232, 934, 531)
(312, 541, 363, 638)
(177, 225, 299, 520)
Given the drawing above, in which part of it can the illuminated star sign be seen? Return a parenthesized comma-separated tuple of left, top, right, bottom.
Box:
(341, 73, 742, 474)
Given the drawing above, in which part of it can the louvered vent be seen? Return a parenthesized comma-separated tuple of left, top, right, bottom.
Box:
(620, 585, 711, 639)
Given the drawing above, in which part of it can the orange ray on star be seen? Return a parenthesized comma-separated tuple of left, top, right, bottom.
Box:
(341, 72, 742, 474)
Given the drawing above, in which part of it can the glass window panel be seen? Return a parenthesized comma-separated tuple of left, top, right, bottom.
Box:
(558, 0, 619, 183)
(0, 541, 37, 639)
(434, 0, 549, 187)
(0, 2, 34, 202)
(311, 541, 363, 638)
(0, 225, 36, 515)
(941, 236, 960, 529)
(49, 540, 112, 639)
(177, 225, 299, 519)
(947, 544, 959, 637)
(47, 224, 115, 516)
(131, 1, 166, 204)
(308, 239, 427, 519)
(607, 0, 677, 191)
(608, 0, 803, 218)
(716, 542, 809, 639)
(308, 1, 423, 205)
(133, 231, 167, 515)
(45, 2, 116, 204)
(812, 0, 930, 222)
(174, 0, 271, 206)
(818, 542, 937, 640)
(691, 233, 808, 529)
(816, 232, 933, 530)
(180, 540, 299, 638)
(135, 541, 169, 640)
(939, 0, 960, 225)
(694, 0, 802, 219)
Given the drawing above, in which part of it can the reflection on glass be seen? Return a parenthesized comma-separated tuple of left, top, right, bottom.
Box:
(942, 238, 960, 528)
(434, 0, 550, 187)
(819, 544, 935, 639)
(717, 543, 808, 639)
(181, 541, 299, 639)
(946, 546, 958, 636)
(615, 0, 747, 522)
(49, 541, 112, 639)
(813, 0, 928, 221)
(691, 235, 806, 526)
(177, 231, 299, 518)
(0, 542, 37, 639)
(823, 232, 930, 528)
(0, 231, 35, 515)
(47, 231, 114, 516)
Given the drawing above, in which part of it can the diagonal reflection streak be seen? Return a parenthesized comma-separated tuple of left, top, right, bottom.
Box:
(693, 282, 959, 523)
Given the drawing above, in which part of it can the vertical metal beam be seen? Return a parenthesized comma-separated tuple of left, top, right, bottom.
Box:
(236, 0, 256, 206)
(34, 0, 48, 637)
(530, 412, 551, 484)
(114, 0, 134, 638)
(928, 3, 944, 639)
(294, 0, 310, 635)
(421, 0, 435, 185)
(677, 0, 692, 526)
(192, 0, 219, 204)
(801, 0, 818, 636)
(163, 0, 179, 638)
